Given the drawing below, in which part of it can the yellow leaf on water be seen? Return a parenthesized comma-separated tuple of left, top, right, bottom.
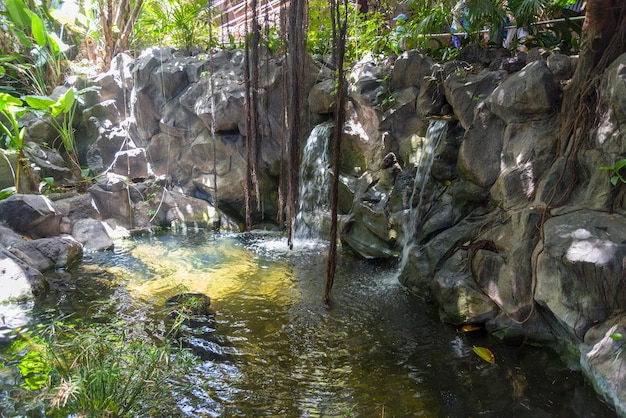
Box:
(472, 346, 495, 364)
(460, 324, 482, 333)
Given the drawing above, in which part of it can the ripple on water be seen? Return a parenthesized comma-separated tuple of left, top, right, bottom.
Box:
(14, 230, 617, 418)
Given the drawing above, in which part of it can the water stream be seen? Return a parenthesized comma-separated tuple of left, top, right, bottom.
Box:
(397, 119, 449, 275)
(0, 231, 615, 417)
(292, 122, 333, 242)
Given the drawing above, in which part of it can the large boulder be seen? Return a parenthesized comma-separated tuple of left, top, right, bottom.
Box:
(491, 116, 561, 210)
(9, 235, 83, 273)
(88, 176, 132, 225)
(580, 315, 626, 417)
(390, 50, 435, 91)
(457, 102, 505, 189)
(0, 247, 45, 302)
(308, 78, 336, 114)
(339, 154, 403, 259)
(0, 194, 69, 238)
(444, 67, 507, 130)
(71, 218, 114, 251)
(485, 60, 562, 123)
(536, 210, 626, 338)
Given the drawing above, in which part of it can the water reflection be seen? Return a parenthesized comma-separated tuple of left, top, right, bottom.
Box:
(2, 231, 616, 417)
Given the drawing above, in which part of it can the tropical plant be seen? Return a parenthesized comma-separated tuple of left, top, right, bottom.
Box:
(0, 0, 71, 95)
(135, 0, 218, 50)
(0, 92, 31, 194)
(24, 86, 98, 190)
(308, 0, 394, 63)
(97, 0, 145, 67)
(2, 315, 196, 417)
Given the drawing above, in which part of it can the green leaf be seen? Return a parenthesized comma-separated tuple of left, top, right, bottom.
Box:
(614, 159, 626, 171)
(4, 0, 31, 30)
(24, 94, 56, 111)
(0, 187, 16, 200)
(57, 88, 76, 114)
(48, 32, 70, 55)
(24, 9, 47, 47)
(0, 93, 24, 110)
(610, 332, 624, 341)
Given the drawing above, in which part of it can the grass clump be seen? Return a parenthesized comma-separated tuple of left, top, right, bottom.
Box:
(1, 314, 195, 417)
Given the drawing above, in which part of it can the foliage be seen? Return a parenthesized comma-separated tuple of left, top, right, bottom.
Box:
(600, 159, 626, 186)
(0, 0, 71, 95)
(0, 92, 29, 193)
(402, 0, 580, 56)
(0, 186, 16, 199)
(3, 315, 196, 417)
(308, 0, 394, 64)
(135, 0, 219, 50)
(24, 88, 80, 172)
(23, 85, 98, 189)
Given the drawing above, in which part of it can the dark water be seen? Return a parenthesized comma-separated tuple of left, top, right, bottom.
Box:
(1, 231, 617, 417)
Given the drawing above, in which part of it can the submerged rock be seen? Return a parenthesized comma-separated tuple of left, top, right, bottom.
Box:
(166, 292, 212, 317)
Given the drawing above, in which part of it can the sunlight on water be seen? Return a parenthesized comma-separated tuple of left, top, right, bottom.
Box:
(98, 234, 300, 306)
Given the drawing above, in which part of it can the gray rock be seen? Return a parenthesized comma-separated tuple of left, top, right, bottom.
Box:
(10, 235, 83, 273)
(536, 210, 626, 338)
(601, 53, 626, 127)
(486, 60, 562, 123)
(431, 250, 498, 324)
(71, 218, 114, 251)
(390, 50, 435, 91)
(109, 148, 150, 180)
(546, 53, 575, 81)
(88, 176, 132, 227)
(0, 194, 64, 238)
(0, 247, 44, 301)
(444, 68, 507, 130)
(580, 315, 626, 417)
(457, 102, 505, 189)
(308, 78, 336, 114)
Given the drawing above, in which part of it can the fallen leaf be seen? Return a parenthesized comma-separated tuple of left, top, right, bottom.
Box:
(473, 346, 495, 364)
(460, 324, 481, 333)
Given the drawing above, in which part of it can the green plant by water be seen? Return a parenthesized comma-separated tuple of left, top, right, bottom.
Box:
(0, 313, 197, 417)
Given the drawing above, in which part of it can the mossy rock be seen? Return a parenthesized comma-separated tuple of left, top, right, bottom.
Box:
(165, 292, 212, 316)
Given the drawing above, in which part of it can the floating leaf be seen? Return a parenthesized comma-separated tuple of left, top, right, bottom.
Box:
(460, 324, 481, 333)
(472, 346, 495, 364)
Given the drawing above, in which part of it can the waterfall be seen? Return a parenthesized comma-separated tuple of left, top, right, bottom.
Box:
(292, 122, 334, 241)
(397, 119, 448, 272)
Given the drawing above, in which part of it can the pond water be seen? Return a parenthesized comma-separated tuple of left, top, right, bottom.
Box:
(1, 231, 616, 417)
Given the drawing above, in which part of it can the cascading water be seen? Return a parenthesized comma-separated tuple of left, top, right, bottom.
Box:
(292, 122, 333, 241)
(397, 119, 449, 273)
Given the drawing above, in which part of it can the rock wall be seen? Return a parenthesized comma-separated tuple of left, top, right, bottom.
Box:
(8, 45, 626, 414)
(334, 49, 626, 415)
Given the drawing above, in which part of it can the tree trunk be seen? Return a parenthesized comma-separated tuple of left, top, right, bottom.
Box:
(285, 0, 307, 248)
(561, 0, 626, 134)
(554, 0, 626, 202)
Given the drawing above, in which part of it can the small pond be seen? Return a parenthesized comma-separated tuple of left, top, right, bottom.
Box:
(0, 231, 617, 417)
